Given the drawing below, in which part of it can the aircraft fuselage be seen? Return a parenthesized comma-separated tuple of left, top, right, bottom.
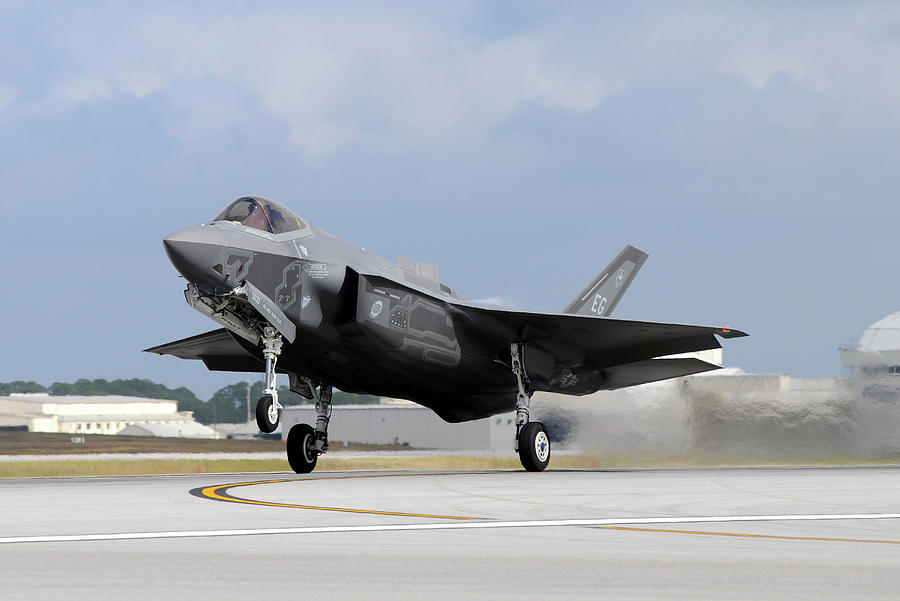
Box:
(164, 218, 514, 421)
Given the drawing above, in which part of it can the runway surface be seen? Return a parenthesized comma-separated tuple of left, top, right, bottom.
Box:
(2, 466, 900, 600)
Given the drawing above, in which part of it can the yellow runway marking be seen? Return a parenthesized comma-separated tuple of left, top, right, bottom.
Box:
(603, 526, 900, 545)
(197, 472, 900, 542)
(197, 472, 483, 520)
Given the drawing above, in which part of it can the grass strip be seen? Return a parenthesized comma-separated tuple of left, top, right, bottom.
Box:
(3, 454, 899, 479)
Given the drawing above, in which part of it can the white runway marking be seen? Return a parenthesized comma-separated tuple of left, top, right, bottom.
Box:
(2, 512, 900, 544)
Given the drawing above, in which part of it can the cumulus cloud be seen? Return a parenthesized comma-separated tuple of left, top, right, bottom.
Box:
(5, 4, 900, 155)
(128, 10, 617, 155)
(713, 7, 900, 113)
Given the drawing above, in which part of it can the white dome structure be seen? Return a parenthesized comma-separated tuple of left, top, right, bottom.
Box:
(841, 311, 900, 373)
(858, 311, 900, 354)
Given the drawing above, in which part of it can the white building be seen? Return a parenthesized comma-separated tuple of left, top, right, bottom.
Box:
(118, 422, 217, 439)
(841, 310, 900, 401)
(841, 310, 900, 372)
(0, 393, 207, 436)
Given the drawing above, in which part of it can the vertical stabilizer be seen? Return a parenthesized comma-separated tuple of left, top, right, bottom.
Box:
(563, 245, 648, 317)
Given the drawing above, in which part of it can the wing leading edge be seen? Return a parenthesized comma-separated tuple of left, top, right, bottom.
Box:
(144, 328, 264, 373)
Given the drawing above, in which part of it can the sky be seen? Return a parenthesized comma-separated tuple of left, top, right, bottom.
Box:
(2, 2, 899, 399)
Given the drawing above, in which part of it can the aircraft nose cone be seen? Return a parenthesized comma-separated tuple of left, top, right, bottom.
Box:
(163, 226, 227, 291)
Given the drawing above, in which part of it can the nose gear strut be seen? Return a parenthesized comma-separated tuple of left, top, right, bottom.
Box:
(255, 326, 283, 433)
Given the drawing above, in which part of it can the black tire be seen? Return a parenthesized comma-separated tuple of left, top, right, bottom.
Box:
(517, 422, 551, 472)
(286, 423, 318, 474)
(255, 395, 280, 433)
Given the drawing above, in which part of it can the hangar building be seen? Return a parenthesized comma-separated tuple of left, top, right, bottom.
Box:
(0, 393, 214, 437)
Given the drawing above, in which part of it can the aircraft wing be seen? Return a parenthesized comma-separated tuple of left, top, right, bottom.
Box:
(449, 303, 746, 394)
(144, 329, 264, 373)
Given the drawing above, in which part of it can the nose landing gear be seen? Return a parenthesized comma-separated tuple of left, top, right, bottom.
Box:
(255, 327, 283, 433)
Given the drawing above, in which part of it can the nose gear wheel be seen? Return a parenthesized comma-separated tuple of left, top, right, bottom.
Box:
(256, 395, 279, 433)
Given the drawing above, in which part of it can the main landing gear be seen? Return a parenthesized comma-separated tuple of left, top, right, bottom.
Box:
(250, 325, 331, 474)
(511, 343, 550, 471)
(255, 327, 283, 433)
(286, 381, 332, 473)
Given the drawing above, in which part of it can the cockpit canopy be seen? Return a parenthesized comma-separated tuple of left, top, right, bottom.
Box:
(211, 196, 306, 235)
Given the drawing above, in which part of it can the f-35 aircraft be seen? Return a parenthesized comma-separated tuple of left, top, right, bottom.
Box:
(147, 196, 746, 472)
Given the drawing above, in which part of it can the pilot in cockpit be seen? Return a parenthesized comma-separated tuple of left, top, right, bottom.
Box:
(241, 202, 271, 232)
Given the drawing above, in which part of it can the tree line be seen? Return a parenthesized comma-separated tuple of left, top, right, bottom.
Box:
(0, 379, 380, 424)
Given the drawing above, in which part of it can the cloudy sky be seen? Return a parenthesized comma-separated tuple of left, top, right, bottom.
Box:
(2, 2, 899, 398)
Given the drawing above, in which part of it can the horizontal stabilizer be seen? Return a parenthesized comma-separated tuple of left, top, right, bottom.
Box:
(564, 245, 648, 317)
(596, 357, 722, 390)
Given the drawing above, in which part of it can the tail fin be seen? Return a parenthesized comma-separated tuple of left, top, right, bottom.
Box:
(563, 245, 648, 317)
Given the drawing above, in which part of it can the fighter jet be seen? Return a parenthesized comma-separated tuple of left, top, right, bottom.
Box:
(147, 196, 746, 472)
